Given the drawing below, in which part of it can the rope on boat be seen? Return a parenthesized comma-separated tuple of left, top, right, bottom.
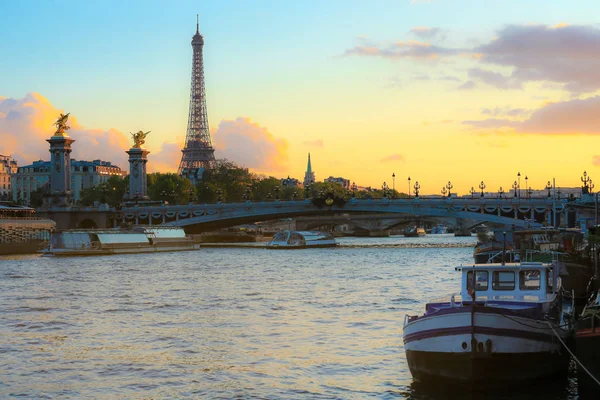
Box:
(546, 321, 600, 387)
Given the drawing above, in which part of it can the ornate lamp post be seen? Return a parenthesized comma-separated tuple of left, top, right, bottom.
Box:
(517, 172, 521, 198)
(414, 181, 420, 198)
(527, 187, 534, 198)
(525, 175, 529, 198)
(582, 171, 591, 194)
(590, 179, 595, 194)
(392, 173, 395, 198)
(479, 181, 486, 197)
(498, 187, 504, 199)
(446, 181, 453, 197)
(469, 186, 476, 198)
(408, 176, 411, 198)
(216, 187, 223, 203)
(274, 185, 280, 200)
(546, 181, 552, 198)
(304, 184, 310, 200)
(351, 182, 357, 198)
(512, 181, 518, 198)
(382, 181, 388, 198)
(441, 187, 447, 197)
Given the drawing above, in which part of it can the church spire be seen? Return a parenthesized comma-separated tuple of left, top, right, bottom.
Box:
(303, 153, 315, 187)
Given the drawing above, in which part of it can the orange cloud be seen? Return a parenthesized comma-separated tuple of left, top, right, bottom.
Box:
(0, 92, 187, 175)
(0, 93, 131, 169)
(212, 117, 289, 174)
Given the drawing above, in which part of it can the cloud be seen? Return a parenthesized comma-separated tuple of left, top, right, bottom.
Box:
(457, 80, 476, 90)
(148, 141, 182, 173)
(212, 117, 288, 173)
(409, 27, 444, 40)
(439, 75, 461, 82)
(344, 24, 600, 93)
(593, 155, 600, 166)
(0, 93, 130, 169)
(464, 96, 600, 134)
(303, 140, 324, 148)
(468, 67, 521, 89)
(343, 40, 466, 60)
(462, 118, 520, 129)
(475, 24, 600, 93)
(381, 153, 405, 163)
(481, 107, 530, 118)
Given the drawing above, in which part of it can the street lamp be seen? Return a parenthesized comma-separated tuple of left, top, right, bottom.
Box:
(216, 187, 223, 203)
(590, 179, 595, 194)
(498, 187, 504, 199)
(274, 185, 280, 200)
(351, 182, 357, 198)
(414, 181, 420, 198)
(527, 187, 534, 198)
(582, 171, 591, 194)
(512, 181, 518, 198)
(408, 176, 411, 198)
(441, 187, 447, 197)
(392, 173, 395, 198)
(469, 186, 476, 198)
(446, 181, 453, 197)
(382, 181, 388, 198)
(479, 181, 486, 197)
(546, 181, 552, 198)
(517, 172, 521, 198)
(525, 175, 529, 198)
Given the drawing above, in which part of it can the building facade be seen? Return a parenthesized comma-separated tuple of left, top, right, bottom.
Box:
(280, 176, 303, 188)
(325, 176, 351, 190)
(0, 155, 18, 200)
(12, 159, 126, 204)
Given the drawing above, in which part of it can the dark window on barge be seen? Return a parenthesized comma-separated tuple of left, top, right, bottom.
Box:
(492, 271, 515, 290)
(467, 271, 489, 291)
(519, 270, 541, 290)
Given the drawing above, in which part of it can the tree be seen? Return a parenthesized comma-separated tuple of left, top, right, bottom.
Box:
(79, 175, 129, 207)
(147, 173, 195, 205)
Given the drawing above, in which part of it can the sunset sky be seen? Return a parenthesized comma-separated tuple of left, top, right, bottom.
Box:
(2, 0, 600, 195)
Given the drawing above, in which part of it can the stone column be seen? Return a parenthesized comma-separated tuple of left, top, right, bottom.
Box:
(126, 147, 150, 200)
(45, 133, 75, 207)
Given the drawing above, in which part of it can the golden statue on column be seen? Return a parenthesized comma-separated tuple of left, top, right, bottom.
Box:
(131, 130, 150, 148)
(53, 113, 71, 136)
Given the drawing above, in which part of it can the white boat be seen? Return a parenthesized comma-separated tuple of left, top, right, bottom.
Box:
(42, 226, 200, 256)
(266, 230, 337, 249)
(403, 261, 572, 385)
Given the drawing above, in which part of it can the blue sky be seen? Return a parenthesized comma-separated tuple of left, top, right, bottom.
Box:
(3, 0, 600, 191)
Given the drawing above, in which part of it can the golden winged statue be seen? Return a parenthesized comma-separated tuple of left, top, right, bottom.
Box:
(53, 113, 71, 136)
(131, 130, 150, 148)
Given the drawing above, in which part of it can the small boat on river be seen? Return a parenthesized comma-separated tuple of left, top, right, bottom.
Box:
(266, 230, 337, 249)
(403, 260, 573, 385)
(403, 226, 426, 237)
(42, 226, 200, 256)
(574, 276, 600, 388)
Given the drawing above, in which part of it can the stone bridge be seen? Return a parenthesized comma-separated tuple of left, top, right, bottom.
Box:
(120, 197, 572, 233)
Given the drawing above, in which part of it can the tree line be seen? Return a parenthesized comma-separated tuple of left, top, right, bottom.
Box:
(21, 159, 404, 207)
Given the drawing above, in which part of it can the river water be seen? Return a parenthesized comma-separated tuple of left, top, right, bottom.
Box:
(0, 235, 589, 399)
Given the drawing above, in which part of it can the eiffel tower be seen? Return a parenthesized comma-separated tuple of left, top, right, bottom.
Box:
(178, 16, 216, 184)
